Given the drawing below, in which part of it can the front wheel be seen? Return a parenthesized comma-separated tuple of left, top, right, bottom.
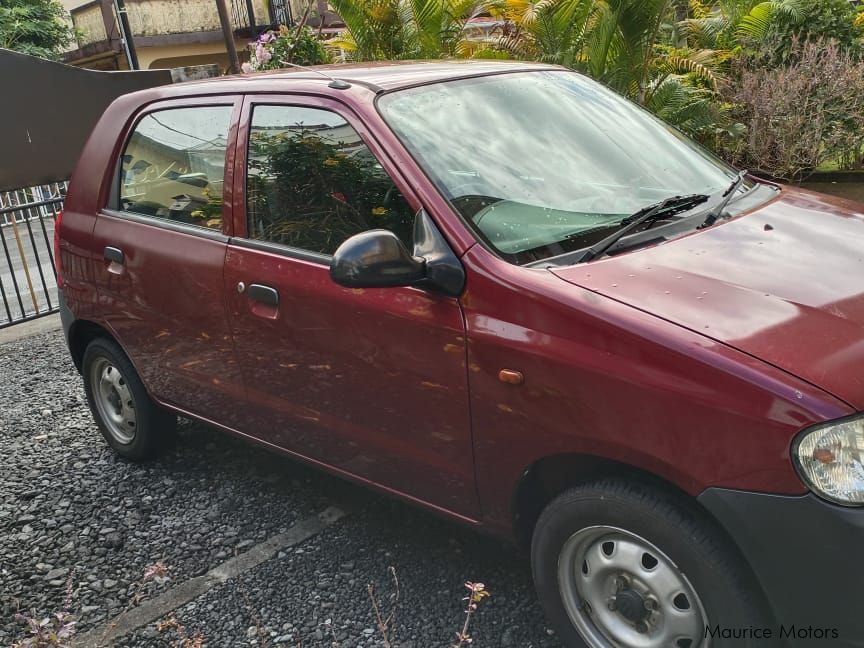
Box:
(82, 337, 176, 461)
(531, 479, 772, 648)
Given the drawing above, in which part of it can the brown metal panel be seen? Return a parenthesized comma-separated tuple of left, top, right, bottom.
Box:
(0, 49, 171, 191)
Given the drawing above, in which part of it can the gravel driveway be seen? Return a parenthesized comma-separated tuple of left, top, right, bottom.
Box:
(0, 326, 560, 647)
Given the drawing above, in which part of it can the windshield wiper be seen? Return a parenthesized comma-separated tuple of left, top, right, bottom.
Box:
(573, 193, 709, 264)
(699, 170, 749, 229)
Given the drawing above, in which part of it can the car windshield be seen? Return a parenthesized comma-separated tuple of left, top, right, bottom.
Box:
(378, 70, 739, 264)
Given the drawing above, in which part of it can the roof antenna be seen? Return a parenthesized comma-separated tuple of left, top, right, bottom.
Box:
(278, 61, 352, 89)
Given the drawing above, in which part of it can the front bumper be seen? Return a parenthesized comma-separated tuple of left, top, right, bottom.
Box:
(699, 488, 864, 647)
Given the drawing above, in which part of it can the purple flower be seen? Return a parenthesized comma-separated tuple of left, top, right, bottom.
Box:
(241, 62, 253, 73)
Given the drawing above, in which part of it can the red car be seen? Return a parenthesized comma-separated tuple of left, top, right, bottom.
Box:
(57, 61, 864, 648)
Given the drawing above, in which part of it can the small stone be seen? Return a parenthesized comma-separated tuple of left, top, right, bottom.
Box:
(44, 567, 68, 581)
(103, 579, 118, 589)
(104, 532, 123, 549)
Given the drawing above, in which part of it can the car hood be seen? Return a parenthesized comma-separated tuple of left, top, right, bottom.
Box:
(552, 186, 864, 409)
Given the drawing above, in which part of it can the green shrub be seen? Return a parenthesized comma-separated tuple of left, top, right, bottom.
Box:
(243, 25, 330, 71)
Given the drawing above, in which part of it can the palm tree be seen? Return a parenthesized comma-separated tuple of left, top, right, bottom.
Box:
(681, 0, 805, 51)
(325, 0, 729, 136)
(473, 0, 719, 114)
(327, 0, 486, 59)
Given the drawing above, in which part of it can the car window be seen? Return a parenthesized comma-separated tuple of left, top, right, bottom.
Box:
(245, 105, 414, 256)
(119, 106, 232, 231)
(378, 71, 742, 265)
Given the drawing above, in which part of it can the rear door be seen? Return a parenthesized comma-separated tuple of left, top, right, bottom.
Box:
(223, 94, 478, 517)
(91, 97, 247, 429)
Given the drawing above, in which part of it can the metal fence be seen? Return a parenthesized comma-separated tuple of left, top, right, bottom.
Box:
(231, 0, 293, 33)
(0, 182, 66, 329)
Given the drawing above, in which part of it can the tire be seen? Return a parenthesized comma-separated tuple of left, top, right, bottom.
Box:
(82, 337, 176, 461)
(531, 479, 773, 648)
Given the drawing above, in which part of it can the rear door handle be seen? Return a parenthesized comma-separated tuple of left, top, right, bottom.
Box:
(104, 246, 124, 265)
(247, 283, 279, 307)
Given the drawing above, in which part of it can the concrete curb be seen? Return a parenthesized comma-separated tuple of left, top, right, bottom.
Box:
(0, 314, 61, 344)
(74, 507, 347, 647)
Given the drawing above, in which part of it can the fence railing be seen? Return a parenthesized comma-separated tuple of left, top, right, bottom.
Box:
(0, 183, 66, 329)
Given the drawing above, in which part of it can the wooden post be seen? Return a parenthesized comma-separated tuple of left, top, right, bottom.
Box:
(215, 0, 241, 74)
(113, 0, 139, 69)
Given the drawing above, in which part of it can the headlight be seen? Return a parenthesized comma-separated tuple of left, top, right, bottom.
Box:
(794, 415, 864, 506)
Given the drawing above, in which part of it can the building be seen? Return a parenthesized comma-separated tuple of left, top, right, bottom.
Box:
(61, 0, 341, 71)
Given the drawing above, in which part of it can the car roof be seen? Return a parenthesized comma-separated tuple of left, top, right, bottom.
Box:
(175, 60, 565, 93)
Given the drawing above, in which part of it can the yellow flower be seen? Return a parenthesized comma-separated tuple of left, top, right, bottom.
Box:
(190, 210, 204, 219)
(371, 206, 389, 216)
(323, 158, 339, 167)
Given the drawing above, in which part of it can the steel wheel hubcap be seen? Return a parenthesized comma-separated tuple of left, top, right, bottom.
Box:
(90, 357, 137, 445)
(557, 526, 708, 648)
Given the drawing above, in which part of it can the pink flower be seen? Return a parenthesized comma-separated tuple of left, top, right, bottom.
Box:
(241, 62, 253, 73)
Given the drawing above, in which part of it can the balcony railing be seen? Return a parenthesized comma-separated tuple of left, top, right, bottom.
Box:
(231, 0, 293, 36)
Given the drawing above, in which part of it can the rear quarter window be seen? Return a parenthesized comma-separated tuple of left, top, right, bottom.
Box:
(118, 106, 232, 231)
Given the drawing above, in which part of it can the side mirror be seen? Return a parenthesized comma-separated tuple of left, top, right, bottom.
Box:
(330, 229, 426, 289)
(330, 211, 466, 297)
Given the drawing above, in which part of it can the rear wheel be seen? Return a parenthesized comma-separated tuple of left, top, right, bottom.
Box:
(531, 479, 772, 648)
(82, 337, 176, 461)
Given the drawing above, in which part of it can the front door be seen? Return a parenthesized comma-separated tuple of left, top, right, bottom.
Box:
(223, 96, 478, 517)
(91, 99, 247, 429)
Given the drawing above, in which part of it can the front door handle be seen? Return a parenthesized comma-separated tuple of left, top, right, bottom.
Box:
(247, 283, 279, 307)
(104, 246, 124, 265)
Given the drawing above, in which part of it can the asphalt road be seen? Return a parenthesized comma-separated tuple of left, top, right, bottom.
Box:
(0, 217, 58, 325)
(0, 328, 560, 648)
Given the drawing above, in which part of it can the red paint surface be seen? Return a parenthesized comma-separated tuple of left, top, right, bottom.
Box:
(61, 62, 860, 539)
